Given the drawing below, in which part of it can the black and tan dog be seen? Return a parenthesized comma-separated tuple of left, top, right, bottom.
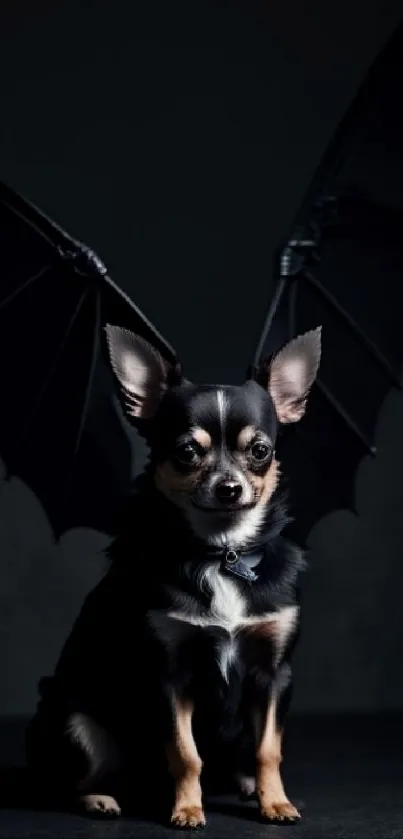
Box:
(26, 324, 321, 827)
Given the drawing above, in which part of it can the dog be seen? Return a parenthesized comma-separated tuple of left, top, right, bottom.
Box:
(25, 323, 321, 827)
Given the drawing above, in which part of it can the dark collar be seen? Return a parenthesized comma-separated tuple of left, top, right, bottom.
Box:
(205, 540, 268, 583)
(201, 508, 291, 582)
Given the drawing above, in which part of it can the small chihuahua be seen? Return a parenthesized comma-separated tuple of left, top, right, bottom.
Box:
(26, 324, 321, 828)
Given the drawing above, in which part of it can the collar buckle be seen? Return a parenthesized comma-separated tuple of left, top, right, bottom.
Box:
(225, 548, 239, 565)
(222, 547, 261, 583)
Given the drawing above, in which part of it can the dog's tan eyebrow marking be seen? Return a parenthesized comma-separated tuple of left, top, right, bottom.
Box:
(237, 426, 256, 450)
(192, 428, 211, 449)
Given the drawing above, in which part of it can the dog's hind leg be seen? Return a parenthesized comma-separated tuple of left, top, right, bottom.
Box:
(26, 707, 123, 817)
(67, 712, 123, 817)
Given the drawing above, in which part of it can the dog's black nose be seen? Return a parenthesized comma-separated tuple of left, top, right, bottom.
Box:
(215, 481, 243, 505)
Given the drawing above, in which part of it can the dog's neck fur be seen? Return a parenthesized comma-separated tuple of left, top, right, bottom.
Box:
(182, 499, 269, 549)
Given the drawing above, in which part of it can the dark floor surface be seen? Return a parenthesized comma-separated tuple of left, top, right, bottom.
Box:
(1, 715, 402, 838)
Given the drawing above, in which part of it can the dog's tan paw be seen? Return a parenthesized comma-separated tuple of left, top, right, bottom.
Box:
(80, 793, 121, 818)
(260, 799, 301, 823)
(171, 805, 206, 828)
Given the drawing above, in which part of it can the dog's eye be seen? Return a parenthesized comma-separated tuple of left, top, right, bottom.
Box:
(174, 441, 203, 466)
(250, 441, 271, 462)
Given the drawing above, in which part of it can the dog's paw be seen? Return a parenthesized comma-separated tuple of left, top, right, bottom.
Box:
(171, 805, 206, 828)
(236, 774, 256, 798)
(260, 800, 301, 823)
(79, 794, 121, 818)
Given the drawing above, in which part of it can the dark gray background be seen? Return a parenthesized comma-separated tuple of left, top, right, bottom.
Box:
(0, 0, 402, 718)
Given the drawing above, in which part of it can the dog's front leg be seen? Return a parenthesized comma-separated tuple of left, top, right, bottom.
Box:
(167, 694, 205, 829)
(255, 683, 300, 823)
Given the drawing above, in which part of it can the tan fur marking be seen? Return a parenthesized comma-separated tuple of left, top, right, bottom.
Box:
(192, 427, 211, 448)
(167, 696, 206, 828)
(243, 620, 277, 639)
(256, 697, 300, 822)
(248, 457, 280, 504)
(237, 425, 256, 450)
(154, 461, 204, 502)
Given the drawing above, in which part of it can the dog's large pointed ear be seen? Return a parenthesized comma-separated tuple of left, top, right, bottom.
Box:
(105, 324, 182, 420)
(255, 327, 322, 424)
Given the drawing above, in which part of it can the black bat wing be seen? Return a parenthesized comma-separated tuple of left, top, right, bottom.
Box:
(0, 180, 178, 539)
(250, 20, 403, 545)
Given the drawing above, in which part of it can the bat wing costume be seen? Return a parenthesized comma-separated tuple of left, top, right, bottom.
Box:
(250, 20, 403, 543)
(0, 179, 179, 539)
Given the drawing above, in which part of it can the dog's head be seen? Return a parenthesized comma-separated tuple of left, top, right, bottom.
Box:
(105, 325, 321, 544)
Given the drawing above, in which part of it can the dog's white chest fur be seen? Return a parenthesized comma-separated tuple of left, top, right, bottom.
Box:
(203, 568, 246, 682)
(205, 566, 246, 631)
(169, 566, 299, 682)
